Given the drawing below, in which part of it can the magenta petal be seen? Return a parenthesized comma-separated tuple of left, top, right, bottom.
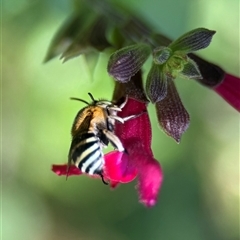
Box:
(137, 158, 163, 207)
(115, 98, 152, 154)
(104, 151, 137, 183)
(52, 164, 82, 176)
(214, 74, 240, 111)
(122, 140, 163, 207)
(114, 98, 163, 206)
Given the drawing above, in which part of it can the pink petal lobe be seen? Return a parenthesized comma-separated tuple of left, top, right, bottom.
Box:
(110, 181, 120, 189)
(52, 164, 82, 176)
(104, 151, 137, 183)
(138, 158, 163, 207)
(122, 139, 163, 207)
(214, 74, 240, 111)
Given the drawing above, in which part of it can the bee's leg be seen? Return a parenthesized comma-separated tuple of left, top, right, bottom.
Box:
(99, 172, 108, 185)
(118, 96, 128, 109)
(109, 111, 147, 123)
(108, 115, 125, 123)
(102, 129, 125, 152)
(122, 111, 147, 121)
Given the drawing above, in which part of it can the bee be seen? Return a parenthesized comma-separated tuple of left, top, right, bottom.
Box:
(67, 93, 142, 184)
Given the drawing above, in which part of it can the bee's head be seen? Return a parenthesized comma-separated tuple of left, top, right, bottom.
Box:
(70, 93, 122, 111)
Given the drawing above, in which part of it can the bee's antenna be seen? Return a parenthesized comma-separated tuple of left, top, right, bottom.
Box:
(70, 97, 89, 105)
(88, 92, 96, 102)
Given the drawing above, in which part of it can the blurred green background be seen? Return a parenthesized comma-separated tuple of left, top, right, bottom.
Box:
(2, 0, 239, 239)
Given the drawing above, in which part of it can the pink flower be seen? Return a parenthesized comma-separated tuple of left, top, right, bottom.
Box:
(52, 98, 163, 207)
(112, 98, 163, 207)
(214, 73, 240, 112)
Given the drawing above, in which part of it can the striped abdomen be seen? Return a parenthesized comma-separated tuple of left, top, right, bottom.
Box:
(69, 132, 104, 175)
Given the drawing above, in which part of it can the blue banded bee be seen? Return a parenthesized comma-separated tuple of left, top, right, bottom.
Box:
(67, 93, 142, 184)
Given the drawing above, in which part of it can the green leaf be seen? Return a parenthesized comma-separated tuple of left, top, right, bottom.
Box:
(107, 26, 126, 49)
(121, 17, 152, 43)
(169, 28, 216, 53)
(44, 13, 87, 63)
(151, 33, 171, 46)
(61, 15, 111, 62)
(146, 64, 168, 103)
(107, 43, 151, 82)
